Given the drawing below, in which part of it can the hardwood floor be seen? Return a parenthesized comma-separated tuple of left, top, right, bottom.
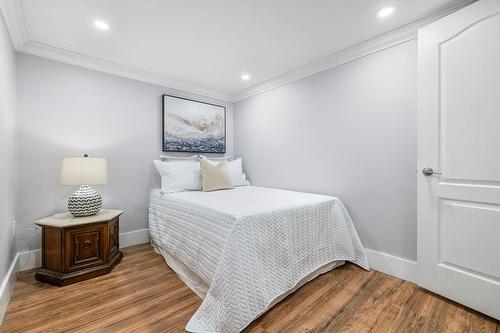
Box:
(1, 244, 498, 333)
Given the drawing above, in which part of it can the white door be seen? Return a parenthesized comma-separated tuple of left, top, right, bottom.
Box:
(417, 0, 500, 320)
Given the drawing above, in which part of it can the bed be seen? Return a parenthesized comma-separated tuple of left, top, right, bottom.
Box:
(148, 185, 369, 333)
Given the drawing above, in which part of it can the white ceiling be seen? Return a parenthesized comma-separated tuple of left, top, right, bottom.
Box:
(4, 0, 473, 100)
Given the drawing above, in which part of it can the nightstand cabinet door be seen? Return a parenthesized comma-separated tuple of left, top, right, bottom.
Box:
(109, 218, 119, 259)
(65, 225, 106, 272)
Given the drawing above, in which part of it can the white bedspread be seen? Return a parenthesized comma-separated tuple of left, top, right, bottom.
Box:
(148, 186, 369, 333)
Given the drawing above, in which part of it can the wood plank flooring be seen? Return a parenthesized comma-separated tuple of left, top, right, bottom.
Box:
(1, 244, 498, 332)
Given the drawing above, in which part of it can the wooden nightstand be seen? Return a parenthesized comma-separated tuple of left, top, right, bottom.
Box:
(35, 209, 123, 286)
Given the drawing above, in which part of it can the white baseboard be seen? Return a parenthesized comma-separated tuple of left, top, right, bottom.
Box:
(119, 228, 150, 249)
(17, 249, 41, 272)
(17, 228, 150, 272)
(366, 248, 418, 284)
(0, 253, 19, 324)
(10, 233, 418, 305)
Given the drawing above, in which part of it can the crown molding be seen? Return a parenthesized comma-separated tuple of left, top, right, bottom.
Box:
(1, 0, 476, 103)
(0, 0, 232, 102)
(17, 41, 234, 101)
(232, 0, 477, 102)
(0, 0, 28, 48)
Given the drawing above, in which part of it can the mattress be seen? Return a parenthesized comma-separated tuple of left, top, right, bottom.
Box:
(149, 186, 369, 333)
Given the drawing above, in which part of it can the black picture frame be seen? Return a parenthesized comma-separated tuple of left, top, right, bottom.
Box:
(162, 94, 226, 153)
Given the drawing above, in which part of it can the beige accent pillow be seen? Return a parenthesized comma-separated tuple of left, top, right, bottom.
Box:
(200, 159, 234, 192)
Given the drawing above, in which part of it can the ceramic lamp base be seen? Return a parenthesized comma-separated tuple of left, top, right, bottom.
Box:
(68, 185, 102, 217)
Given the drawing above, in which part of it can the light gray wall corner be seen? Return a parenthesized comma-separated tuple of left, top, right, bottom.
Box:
(234, 40, 417, 261)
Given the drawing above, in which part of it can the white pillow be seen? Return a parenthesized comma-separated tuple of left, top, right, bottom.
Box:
(242, 174, 251, 186)
(199, 158, 246, 187)
(153, 159, 200, 192)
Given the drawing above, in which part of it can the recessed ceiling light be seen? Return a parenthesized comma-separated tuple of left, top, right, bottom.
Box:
(377, 6, 396, 18)
(94, 20, 110, 31)
(241, 74, 251, 81)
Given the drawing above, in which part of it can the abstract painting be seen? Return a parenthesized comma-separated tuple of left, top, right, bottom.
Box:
(162, 94, 226, 153)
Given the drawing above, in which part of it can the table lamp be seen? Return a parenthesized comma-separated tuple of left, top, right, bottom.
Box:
(60, 154, 107, 217)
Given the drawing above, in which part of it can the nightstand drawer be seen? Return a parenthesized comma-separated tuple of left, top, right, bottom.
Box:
(65, 225, 105, 272)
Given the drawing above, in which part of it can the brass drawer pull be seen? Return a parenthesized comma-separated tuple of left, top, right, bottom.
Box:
(84, 240, 92, 248)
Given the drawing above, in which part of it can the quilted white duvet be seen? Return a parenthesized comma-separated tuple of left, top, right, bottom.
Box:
(148, 186, 369, 333)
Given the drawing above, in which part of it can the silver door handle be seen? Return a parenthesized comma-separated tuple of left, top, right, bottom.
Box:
(422, 167, 443, 176)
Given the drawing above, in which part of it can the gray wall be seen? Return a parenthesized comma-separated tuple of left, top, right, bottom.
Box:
(15, 41, 417, 260)
(0, 13, 17, 281)
(15, 54, 233, 252)
(234, 40, 417, 260)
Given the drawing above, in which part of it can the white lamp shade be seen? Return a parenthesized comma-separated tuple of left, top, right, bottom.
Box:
(60, 157, 107, 185)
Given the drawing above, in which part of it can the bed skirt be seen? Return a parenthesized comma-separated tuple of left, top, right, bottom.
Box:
(152, 241, 345, 315)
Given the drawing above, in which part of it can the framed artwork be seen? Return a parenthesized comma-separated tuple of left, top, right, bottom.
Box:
(162, 94, 226, 153)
